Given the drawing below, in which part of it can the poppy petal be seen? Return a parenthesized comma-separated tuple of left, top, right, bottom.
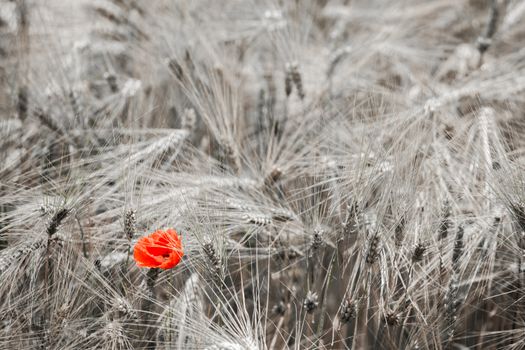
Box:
(134, 238, 163, 267)
(159, 249, 183, 269)
(165, 230, 182, 248)
(134, 228, 184, 270)
(145, 241, 171, 256)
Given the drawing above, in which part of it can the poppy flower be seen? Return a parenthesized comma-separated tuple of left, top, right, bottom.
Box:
(133, 229, 184, 269)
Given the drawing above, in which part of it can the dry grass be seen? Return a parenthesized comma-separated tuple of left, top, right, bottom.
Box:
(1, 0, 525, 349)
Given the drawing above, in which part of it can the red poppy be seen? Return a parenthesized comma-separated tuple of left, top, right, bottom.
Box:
(133, 229, 184, 269)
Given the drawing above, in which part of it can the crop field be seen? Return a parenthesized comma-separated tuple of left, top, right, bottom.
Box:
(1, 1, 525, 349)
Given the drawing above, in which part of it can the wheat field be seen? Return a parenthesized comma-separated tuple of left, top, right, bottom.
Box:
(1, 0, 525, 349)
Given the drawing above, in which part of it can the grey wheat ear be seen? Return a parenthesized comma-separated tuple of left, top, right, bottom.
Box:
(0, 239, 44, 274)
(168, 57, 184, 80)
(290, 62, 305, 100)
(342, 202, 359, 236)
(124, 209, 136, 241)
(366, 232, 380, 265)
(265, 166, 283, 186)
(340, 298, 356, 324)
(304, 290, 319, 313)
(439, 200, 451, 241)
(47, 208, 70, 238)
(285, 64, 293, 97)
(310, 226, 324, 250)
(203, 240, 222, 282)
(272, 300, 287, 316)
(385, 311, 399, 326)
(182, 108, 197, 133)
(15, 0, 29, 122)
(104, 72, 119, 93)
(452, 225, 464, 272)
(327, 46, 351, 78)
(35, 108, 64, 138)
(394, 218, 406, 247)
(285, 62, 305, 100)
(17, 86, 28, 121)
(242, 213, 272, 227)
(444, 275, 460, 348)
(412, 242, 426, 263)
(124, 209, 136, 265)
(270, 207, 294, 222)
(219, 137, 241, 174)
(263, 70, 276, 114)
